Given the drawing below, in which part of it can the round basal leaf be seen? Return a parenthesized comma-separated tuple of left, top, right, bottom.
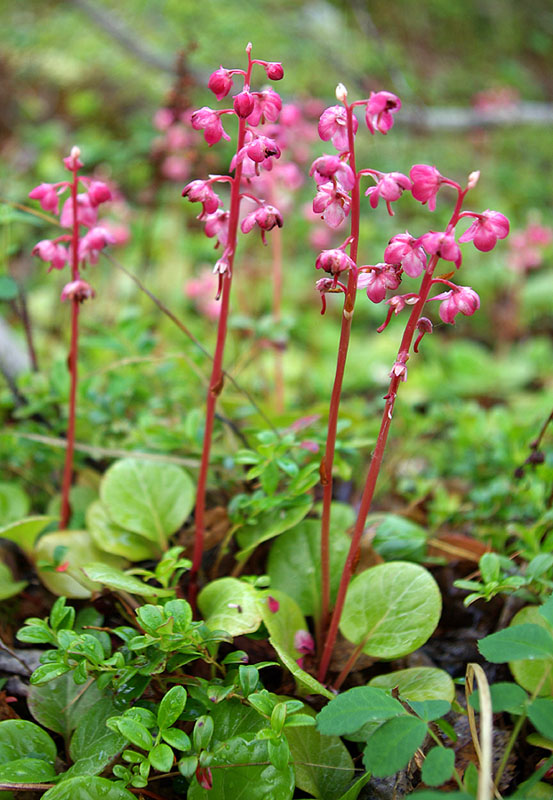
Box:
(267, 517, 349, 619)
(82, 563, 173, 598)
(363, 715, 427, 777)
(369, 667, 455, 703)
(480, 623, 553, 663)
(421, 746, 455, 787)
(269, 638, 333, 700)
(0, 562, 26, 600)
(28, 673, 106, 739)
(0, 720, 57, 765)
(42, 776, 135, 800)
(235, 494, 313, 561)
(285, 709, 354, 800)
(35, 531, 125, 598)
(0, 516, 56, 559)
(187, 737, 294, 800)
(100, 459, 194, 547)
(369, 513, 428, 562)
(198, 578, 262, 636)
(508, 606, 553, 695)
(0, 756, 56, 783)
(339, 562, 441, 659)
(316, 686, 404, 737)
(259, 589, 309, 664)
(0, 483, 30, 526)
(87, 501, 159, 561)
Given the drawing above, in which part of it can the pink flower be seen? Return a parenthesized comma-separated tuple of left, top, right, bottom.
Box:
(313, 182, 350, 229)
(161, 155, 190, 182)
(315, 248, 355, 276)
(459, 210, 510, 252)
(241, 204, 283, 243)
(410, 165, 443, 211)
(233, 91, 255, 118)
(182, 180, 221, 217)
(358, 264, 401, 303)
(87, 181, 112, 206)
(191, 107, 230, 146)
(318, 105, 357, 151)
(294, 629, 315, 655)
(419, 231, 462, 267)
(79, 226, 116, 263)
(243, 135, 281, 163)
(204, 210, 229, 247)
(32, 239, 68, 271)
(63, 146, 83, 171)
(365, 172, 411, 215)
(365, 91, 401, 134)
(208, 67, 233, 100)
(390, 351, 409, 382)
(309, 155, 355, 190)
(28, 183, 62, 214)
(247, 89, 282, 126)
(265, 62, 284, 80)
(434, 285, 480, 324)
(60, 193, 98, 229)
(60, 279, 95, 303)
(153, 107, 174, 131)
(384, 232, 427, 278)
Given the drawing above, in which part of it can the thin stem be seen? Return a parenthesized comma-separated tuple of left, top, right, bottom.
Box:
(59, 164, 81, 530)
(318, 188, 467, 682)
(318, 102, 361, 644)
(332, 639, 367, 690)
(16, 288, 39, 371)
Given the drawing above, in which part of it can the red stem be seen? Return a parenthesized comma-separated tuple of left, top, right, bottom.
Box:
(59, 164, 81, 530)
(318, 103, 360, 641)
(318, 188, 467, 682)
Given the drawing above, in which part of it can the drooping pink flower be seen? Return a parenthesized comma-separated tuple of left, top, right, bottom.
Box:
(365, 172, 411, 215)
(247, 88, 282, 126)
(241, 135, 281, 164)
(28, 183, 62, 214)
(365, 91, 401, 134)
(433, 285, 480, 324)
(410, 165, 444, 211)
(60, 279, 95, 303)
(318, 105, 357, 151)
(309, 155, 355, 190)
(390, 351, 409, 382)
(204, 209, 229, 247)
(315, 248, 355, 276)
(32, 239, 68, 271)
(233, 90, 255, 118)
(208, 66, 234, 100)
(191, 107, 230, 146)
(182, 180, 222, 218)
(357, 264, 402, 303)
(241, 204, 283, 243)
(153, 107, 174, 131)
(78, 226, 116, 264)
(459, 210, 510, 252)
(384, 232, 427, 278)
(294, 629, 315, 655)
(313, 182, 351, 229)
(419, 230, 462, 268)
(87, 181, 112, 207)
(60, 193, 98, 229)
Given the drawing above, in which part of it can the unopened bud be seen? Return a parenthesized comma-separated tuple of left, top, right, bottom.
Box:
(335, 83, 348, 103)
(467, 170, 480, 190)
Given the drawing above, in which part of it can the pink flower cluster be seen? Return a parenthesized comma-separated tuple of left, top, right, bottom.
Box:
(507, 219, 553, 273)
(152, 107, 198, 183)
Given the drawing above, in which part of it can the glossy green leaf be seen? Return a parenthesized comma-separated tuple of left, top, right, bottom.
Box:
(339, 563, 441, 659)
(198, 578, 262, 636)
(0, 516, 55, 559)
(269, 637, 333, 700)
(335, 772, 371, 800)
(368, 667, 455, 703)
(0, 562, 26, 600)
(369, 513, 428, 562)
(259, 589, 308, 665)
(87, 501, 158, 561)
(235, 494, 313, 561)
(43, 776, 135, 800)
(316, 687, 404, 736)
(267, 517, 349, 619)
(508, 606, 553, 695)
(115, 718, 152, 751)
(0, 757, 56, 783)
(28, 675, 107, 739)
(362, 715, 427, 777)
(161, 728, 191, 750)
(479, 622, 553, 663)
(421, 746, 455, 786)
(82, 563, 174, 598)
(157, 685, 187, 729)
(100, 459, 194, 548)
(67, 697, 127, 777)
(187, 736, 294, 800)
(30, 663, 73, 684)
(149, 743, 173, 772)
(0, 720, 57, 764)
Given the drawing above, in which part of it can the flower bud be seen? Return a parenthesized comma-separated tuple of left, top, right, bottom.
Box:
(265, 62, 284, 80)
(335, 83, 348, 103)
(233, 91, 255, 118)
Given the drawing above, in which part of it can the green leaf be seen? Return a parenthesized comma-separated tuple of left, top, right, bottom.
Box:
(161, 728, 191, 750)
(0, 757, 56, 783)
(421, 747, 455, 786)
(149, 743, 174, 772)
(528, 698, 553, 740)
(100, 459, 194, 548)
(368, 667, 455, 703)
(235, 494, 313, 561)
(187, 737, 294, 800)
(508, 606, 553, 695)
(469, 682, 528, 714)
(0, 562, 26, 600)
(209, 699, 268, 745)
(479, 623, 553, 662)
(369, 513, 428, 563)
(87, 501, 159, 561)
(157, 685, 187, 729)
(115, 718, 152, 751)
(267, 517, 349, 619)
(30, 664, 72, 685)
(363, 715, 427, 777)
(82, 564, 174, 598)
(259, 589, 309, 666)
(335, 772, 371, 800)
(407, 700, 451, 722)
(479, 552, 501, 584)
(27, 673, 106, 739)
(198, 578, 262, 636)
(0, 516, 55, 559)
(67, 697, 127, 777)
(269, 637, 333, 700)
(339, 563, 441, 659)
(0, 720, 57, 764)
(42, 776, 135, 800)
(539, 596, 553, 628)
(0, 483, 30, 525)
(316, 687, 405, 736)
